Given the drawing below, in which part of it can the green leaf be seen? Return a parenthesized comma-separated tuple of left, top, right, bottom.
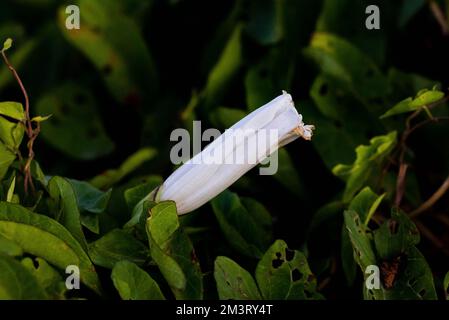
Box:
(349, 187, 385, 226)
(90, 148, 157, 190)
(88, 229, 149, 269)
(343, 210, 376, 271)
(372, 246, 437, 300)
(31, 115, 52, 122)
(373, 210, 420, 261)
(123, 175, 163, 228)
(0, 144, 16, 181)
(398, 0, 426, 28)
(305, 32, 388, 100)
(444, 271, 449, 300)
(214, 256, 261, 300)
(0, 255, 46, 299)
(255, 240, 322, 300)
(211, 190, 272, 258)
(342, 187, 384, 285)
(245, 0, 283, 45)
(58, 0, 157, 105)
(0, 103, 25, 151)
(380, 89, 445, 118)
(68, 179, 112, 233)
(333, 132, 397, 202)
(48, 176, 87, 250)
(1, 38, 12, 52)
(35, 84, 115, 160)
(203, 24, 243, 110)
(21, 257, 67, 299)
(69, 179, 111, 214)
(0, 202, 101, 293)
(6, 174, 15, 203)
(111, 260, 165, 300)
(0, 101, 25, 121)
(0, 233, 23, 257)
(146, 201, 203, 299)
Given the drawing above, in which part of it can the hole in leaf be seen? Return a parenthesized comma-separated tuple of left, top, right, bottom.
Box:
(333, 120, 343, 128)
(419, 289, 426, 297)
(285, 248, 294, 261)
(32, 258, 39, 269)
(272, 257, 284, 269)
(259, 68, 269, 79)
(319, 83, 328, 96)
(102, 64, 113, 75)
(291, 268, 302, 282)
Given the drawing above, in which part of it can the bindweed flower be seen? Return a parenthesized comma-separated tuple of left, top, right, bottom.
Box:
(156, 91, 314, 215)
(126, 90, 314, 224)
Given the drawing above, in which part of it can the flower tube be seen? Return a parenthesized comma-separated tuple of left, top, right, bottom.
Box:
(157, 91, 314, 215)
(125, 91, 314, 226)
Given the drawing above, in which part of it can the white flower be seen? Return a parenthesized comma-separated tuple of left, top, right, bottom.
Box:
(157, 91, 314, 215)
(125, 90, 314, 225)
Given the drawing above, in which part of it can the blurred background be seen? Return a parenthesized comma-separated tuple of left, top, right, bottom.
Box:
(1, 0, 448, 299)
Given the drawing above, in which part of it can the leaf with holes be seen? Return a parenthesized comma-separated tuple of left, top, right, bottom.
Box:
(373, 210, 420, 261)
(0, 202, 101, 294)
(36, 84, 114, 160)
(333, 131, 397, 202)
(342, 187, 384, 284)
(111, 260, 165, 300)
(21, 257, 67, 299)
(0, 233, 23, 257)
(89, 229, 149, 269)
(255, 240, 323, 300)
(366, 246, 437, 300)
(146, 201, 203, 299)
(343, 210, 376, 271)
(0, 255, 47, 299)
(214, 256, 261, 300)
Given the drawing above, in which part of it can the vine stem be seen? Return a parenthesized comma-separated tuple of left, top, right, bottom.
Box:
(1, 49, 36, 194)
(410, 174, 449, 217)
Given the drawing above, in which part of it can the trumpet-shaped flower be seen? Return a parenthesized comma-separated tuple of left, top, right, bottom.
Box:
(156, 91, 314, 215)
(125, 90, 314, 225)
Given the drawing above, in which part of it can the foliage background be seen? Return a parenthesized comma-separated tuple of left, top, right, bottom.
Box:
(0, 0, 448, 300)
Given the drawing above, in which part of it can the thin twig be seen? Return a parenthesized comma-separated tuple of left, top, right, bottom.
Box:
(410, 174, 449, 217)
(1, 51, 32, 135)
(415, 220, 449, 256)
(1, 48, 37, 194)
(429, 0, 449, 35)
